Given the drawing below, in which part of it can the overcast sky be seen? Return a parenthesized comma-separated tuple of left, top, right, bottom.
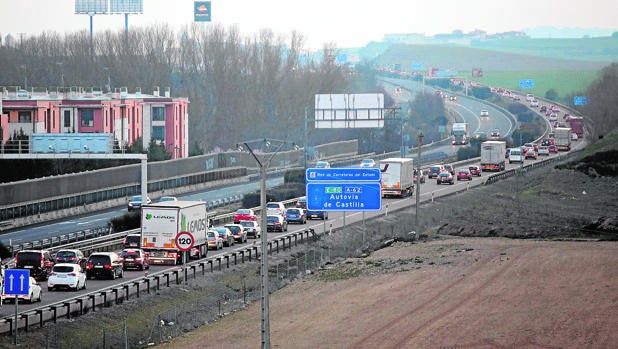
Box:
(1, 0, 616, 49)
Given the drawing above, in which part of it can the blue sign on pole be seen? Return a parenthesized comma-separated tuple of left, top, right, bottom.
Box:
(194, 1, 211, 22)
(3, 269, 30, 296)
(306, 168, 381, 182)
(574, 96, 588, 106)
(306, 182, 382, 211)
(519, 79, 535, 88)
(412, 62, 424, 70)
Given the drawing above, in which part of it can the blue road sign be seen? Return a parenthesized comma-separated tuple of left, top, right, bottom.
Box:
(519, 79, 535, 88)
(3, 269, 30, 296)
(306, 182, 382, 211)
(306, 168, 381, 182)
(412, 62, 424, 70)
(194, 1, 211, 22)
(574, 96, 588, 106)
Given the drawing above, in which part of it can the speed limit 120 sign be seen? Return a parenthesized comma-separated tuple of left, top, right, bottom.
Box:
(175, 231, 195, 251)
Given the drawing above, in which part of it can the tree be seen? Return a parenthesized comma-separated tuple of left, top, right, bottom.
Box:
(545, 88, 559, 101)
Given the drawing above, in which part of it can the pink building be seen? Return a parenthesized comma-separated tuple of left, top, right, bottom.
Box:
(0, 86, 189, 158)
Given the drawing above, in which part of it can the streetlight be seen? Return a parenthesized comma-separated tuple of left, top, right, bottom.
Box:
(236, 138, 296, 349)
(401, 120, 407, 158)
(415, 131, 424, 231)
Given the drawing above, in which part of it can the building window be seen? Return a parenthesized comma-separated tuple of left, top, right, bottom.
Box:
(152, 126, 165, 141)
(18, 111, 31, 123)
(152, 106, 165, 121)
(81, 109, 94, 127)
(64, 110, 71, 127)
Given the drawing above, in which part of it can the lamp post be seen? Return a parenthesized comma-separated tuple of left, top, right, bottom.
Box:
(415, 131, 424, 231)
(237, 138, 296, 349)
(401, 120, 407, 158)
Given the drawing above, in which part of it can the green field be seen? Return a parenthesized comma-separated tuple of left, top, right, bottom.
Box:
(468, 70, 601, 99)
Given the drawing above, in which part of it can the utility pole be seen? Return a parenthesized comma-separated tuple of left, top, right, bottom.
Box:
(415, 131, 424, 231)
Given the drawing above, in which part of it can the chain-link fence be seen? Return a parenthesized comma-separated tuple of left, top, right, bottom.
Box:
(36, 211, 416, 349)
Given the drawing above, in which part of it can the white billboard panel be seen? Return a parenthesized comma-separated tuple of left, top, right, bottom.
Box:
(110, 0, 143, 13)
(314, 93, 385, 128)
(75, 0, 108, 14)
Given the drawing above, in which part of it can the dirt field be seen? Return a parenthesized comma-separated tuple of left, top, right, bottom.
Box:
(161, 237, 618, 349)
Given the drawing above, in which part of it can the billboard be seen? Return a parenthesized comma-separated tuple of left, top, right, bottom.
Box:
(110, 0, 143, 13)
(194, 1, 212, 22)
(314, 93, 385, 128)
(75, 0, 108, 14)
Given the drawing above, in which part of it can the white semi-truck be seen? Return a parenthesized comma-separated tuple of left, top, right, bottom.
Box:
(554, 127, 572, 151)
(480, 140, 507, 172)
(379, 158, 415, 198)
(140, 201, 209, 265)
(451, 122, 470, 145)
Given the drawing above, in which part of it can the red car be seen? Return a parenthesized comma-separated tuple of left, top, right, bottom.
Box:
(548, 145, 558, 153)
(468, 165, 481, 177)
(233, 208, 257, 224)
(456, 168, 472, 181)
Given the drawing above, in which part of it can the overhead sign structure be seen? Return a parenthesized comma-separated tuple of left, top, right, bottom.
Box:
(175, 231, 195, 252)
(306, 168, 381, 212)
(519, 79, 535, 88)
(314, 93, 386, 129)
(194, 1, 212, 22)
(3, 269, 30, 296)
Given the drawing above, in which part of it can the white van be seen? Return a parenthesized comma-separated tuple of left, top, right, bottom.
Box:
(508, 148, 524, 164)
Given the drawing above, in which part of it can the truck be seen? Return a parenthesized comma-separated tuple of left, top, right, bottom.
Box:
(379, 158, 414, 198)
(554, 127, 572, 151)
(567, 116, 584, 139)
(480, 140, 507, 172)
(140, 201, 209, 265)
(451, 122, 470, 145)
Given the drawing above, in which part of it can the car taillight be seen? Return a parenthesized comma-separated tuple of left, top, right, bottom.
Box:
(68, 273, 77, 277)
(103, 264, 113, 269)
(135, 258, 143, 262)
(86, 263, 94, 270)
(70, 257, 77, 261)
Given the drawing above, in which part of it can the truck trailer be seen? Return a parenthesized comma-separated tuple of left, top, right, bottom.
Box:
(567, 117, 584, 139)
(141, 201, 209, 265)
(379, 158, 415, 198)
(480, 141, 507, 171)
(451, 122, 470, 145)
(554, 127, 572, 151)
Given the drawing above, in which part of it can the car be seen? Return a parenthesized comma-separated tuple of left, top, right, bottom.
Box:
(285, 208, 307, 224)
(359, 159, 376, 168)
(53, 249, 87, 267)
(456, 168, 472, 181)
(490, 129, 501, 138)
(233, 208, 258, 223)
(212, 226, 235, 247)
(239, 220, 262, 239)
(540, 105, 547, 113)
(548, 145, 558, 153)
(413, 169, 426, 183)
(436, 172, 454, 185)
(571, 133, 579, 141)
(428, 164, 446, 179)
(224, 223, 247, 243)
(296, 196, 307, 209)
(119, 248, 150, 270)
(158, 196, 178, 202)
(315, 161, 330, 168)
(267, 214, 288, 232)
(468, 165, 481, 176)
(549, 113, 558, 122)
(480, 109, 489, 117)
(443, 164, 455, 175)
(526, 93, 534, 102)
(505, 148, 511, 159)
(509, 148, 525, 163)
(472, 131, 488, 141)
(47, 263, 87, 291)
(207, 230, 223, 250)
(127, 195, 151, 211)
(541, 138, 552, 146)
(265, 201, 286, 216)
(530, 99, 539, 107)
(14, 249, 54, 281)
(525, 149, 538, 160)
(1, 276, 42, 304)
(449, 95, 457, 101)
(85, 252, 123, 280)
(538, 146, 550, 156)
(123, 233, 142, 248)
(306, 208, 328, 220)
(524, 142, 538, 152)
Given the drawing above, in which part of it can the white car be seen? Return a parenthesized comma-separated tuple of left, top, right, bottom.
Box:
(1, 276, 42, 303)
(48, 263, 87, 291)
(239, 220, 262, 239)
(537, 146, 550, 156)
(360, 159, 376, 168)
(480, 109, 489, 117)
(265, 201, 287, 216)
(530, 99, 539, 107)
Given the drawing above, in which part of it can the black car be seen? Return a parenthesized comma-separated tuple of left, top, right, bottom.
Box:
(123, 234, 141, 248)
(54, 249, 87, 267)
(85, 252, 124, 280)
(15, 250, 54, 281)
(267, 215, 288, 232)
(436, 172, 454, 185)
